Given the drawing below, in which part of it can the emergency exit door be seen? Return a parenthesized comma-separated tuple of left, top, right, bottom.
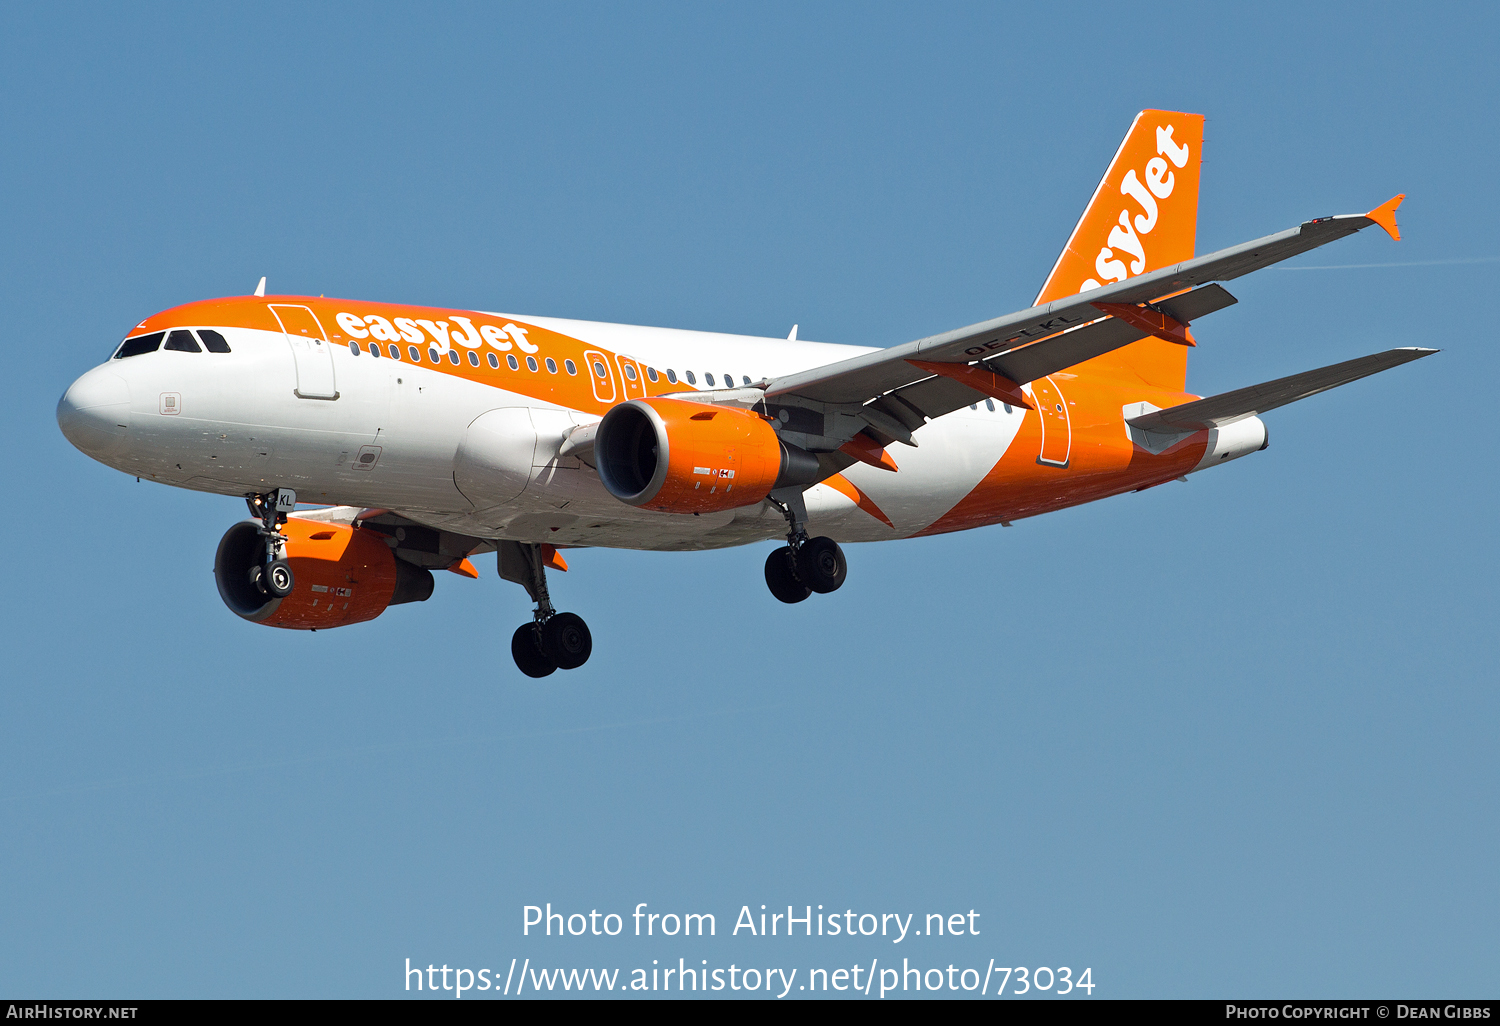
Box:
(1031, 375, 1071, 467)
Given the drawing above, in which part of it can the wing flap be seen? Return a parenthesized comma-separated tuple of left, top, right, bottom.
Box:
(986, 315, 1146, 387)
(1127, 347, 1438, 432)
(1154, 282, 1238, 324)
(887, 373, 991, 420)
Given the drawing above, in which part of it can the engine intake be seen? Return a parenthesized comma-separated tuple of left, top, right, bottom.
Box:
(594, 398, 820, 514)
(214, 518, 433, 629)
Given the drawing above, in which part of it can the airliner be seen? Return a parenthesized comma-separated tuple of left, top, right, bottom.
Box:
(57, 110, 1432, 677)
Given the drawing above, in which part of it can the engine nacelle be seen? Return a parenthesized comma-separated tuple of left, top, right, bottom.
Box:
(594, 398, 821, 514)
(214, 518, 434, 629)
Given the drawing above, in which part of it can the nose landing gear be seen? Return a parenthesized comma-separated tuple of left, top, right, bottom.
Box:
(498, 541, 593, 678)
(764, 487, 848, 603)
(246, 488, 297, 598)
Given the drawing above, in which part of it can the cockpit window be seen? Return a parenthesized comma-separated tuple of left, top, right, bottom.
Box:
(164, 329, 202, 353)
(198, 329, 231, 353)
(114, 332, 165, 359)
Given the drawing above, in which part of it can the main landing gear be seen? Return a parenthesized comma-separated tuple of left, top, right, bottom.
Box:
(764, 488, 847, 604)
(497, 541, 593, 678)
(245, 488, 297, 599)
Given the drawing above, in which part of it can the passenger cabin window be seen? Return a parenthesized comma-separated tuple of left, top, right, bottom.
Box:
(199, 329, 232, 353)
(646, 367, 658, 382)
(114, 332, 165, 359)
(526, 356, 539, 372)
(349, 341, 362, 355)
(685, 370, 696, 385)
(564, 359, 577, 375)
(545, 357, 558, 373)
(704, 373, 715, 386)
(624, 364, 637, 380)
(388, 344, 400, 359)
(467, 351, 480, 367)
(448, 350, 460, 365)
(507, 354, 519, 370)
(724, 373, 733, 386)
(666, 369, 677, 383)
(742, 375, 751, 386)
(487, 353, 500, 369)
(164, 329, 201, 353)
(408, 346, 421, 361)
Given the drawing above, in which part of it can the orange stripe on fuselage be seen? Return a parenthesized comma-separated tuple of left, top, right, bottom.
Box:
(132, 294, 683, 415)
(917, 372, 1209, 536)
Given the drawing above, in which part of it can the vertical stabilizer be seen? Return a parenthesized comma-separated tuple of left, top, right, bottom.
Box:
(1034, 110, 1204, 390)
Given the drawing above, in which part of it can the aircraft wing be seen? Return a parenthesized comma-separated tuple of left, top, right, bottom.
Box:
(763, 200, 1404, 431)
(1126, 347, 1438, 432)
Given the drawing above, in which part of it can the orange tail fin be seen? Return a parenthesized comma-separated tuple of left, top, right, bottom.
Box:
(1034, 109, 1205, 391)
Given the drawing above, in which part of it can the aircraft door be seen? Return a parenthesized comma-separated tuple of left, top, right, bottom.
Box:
(614, 354, 646, 399)
(269, 304, 338, 399)
(1032, 375, 1071, 467)
(584, 350, 617, 404)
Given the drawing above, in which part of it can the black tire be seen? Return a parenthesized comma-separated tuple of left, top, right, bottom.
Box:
(263, 559, 294, 598)
(511, 623, 557, 678)
(542, 612, 593, 670)
(765, 546, 811, 603)
(795, 536, 847, 594)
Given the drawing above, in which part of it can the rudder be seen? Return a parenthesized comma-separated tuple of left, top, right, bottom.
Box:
(1034, 109, 1204, 391)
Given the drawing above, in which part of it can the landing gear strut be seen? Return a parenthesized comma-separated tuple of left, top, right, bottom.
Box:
(245, 488, 296, 599)
(764, 487, 847, 603)
(498, 541, 593, 678)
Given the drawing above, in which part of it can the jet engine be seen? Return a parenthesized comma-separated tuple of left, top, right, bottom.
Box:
(214, 517, 434, 629)
(594, 398, 822, 514)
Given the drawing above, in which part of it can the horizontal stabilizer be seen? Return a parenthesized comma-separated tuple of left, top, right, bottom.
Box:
(1127, 347, 1437, 432)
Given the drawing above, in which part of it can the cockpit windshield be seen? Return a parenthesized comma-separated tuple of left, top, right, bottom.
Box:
(113, 328, 232, 359)
(114, 332, 164, 359)
(164, 329, 201, 353)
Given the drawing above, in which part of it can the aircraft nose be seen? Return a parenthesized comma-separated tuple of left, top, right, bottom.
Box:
(57, 366, 131, 456)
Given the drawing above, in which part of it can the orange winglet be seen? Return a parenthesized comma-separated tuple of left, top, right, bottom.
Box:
(824, 473, 895, 529)
(540, 544, 569, 572)
(447, 557, 479, 579)
(1091, 302, 1197, 347)
(906, 361, 1035, 409)
(1365, 193, 1404, 241)
(838, 432, 899, 472)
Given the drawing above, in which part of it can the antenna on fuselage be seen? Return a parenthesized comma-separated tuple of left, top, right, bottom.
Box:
(787, 324, 798, 342)
(253, 276, 266, 297)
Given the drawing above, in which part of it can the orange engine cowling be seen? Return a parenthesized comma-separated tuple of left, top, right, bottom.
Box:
(214, 518, 434, 629)
(594, 397, 821, 514)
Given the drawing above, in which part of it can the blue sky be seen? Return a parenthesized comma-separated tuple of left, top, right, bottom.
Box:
(1, 1, 1495, 999)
